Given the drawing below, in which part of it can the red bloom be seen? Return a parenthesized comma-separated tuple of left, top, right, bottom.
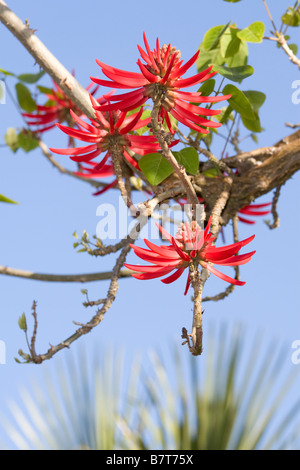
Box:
(238, 203, 272, 225)
(22, 80, 99, 134)
(50, 95, 168, 171)
(91, 32, 231, 134)
(125, 217, 255, 295)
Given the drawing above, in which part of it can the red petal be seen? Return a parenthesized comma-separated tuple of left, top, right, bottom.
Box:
(96, 59, 146, 80)
(184, 273, 191, 296)
(174, 103, 222, 128)
(170, 109, 209, 134)
(174, 66, 214, 88)
(161, 267, 186, 284)
(50, 144, 98, 156)
(204, 263, 246, 286)
(171, 50, 200, 78)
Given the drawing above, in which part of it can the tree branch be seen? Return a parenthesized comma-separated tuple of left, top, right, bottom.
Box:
(0, 0, 95, 119)
(0, 265, 134, 282)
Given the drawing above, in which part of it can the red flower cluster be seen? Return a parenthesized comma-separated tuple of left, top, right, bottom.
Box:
(23, 80, 99, 134)
(125, 218, 255, 295)
(91, 32, 231, 134)
(50, 95, 169, 172)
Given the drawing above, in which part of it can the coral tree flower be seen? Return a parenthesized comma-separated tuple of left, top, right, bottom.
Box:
(50, 95, 165, 171)
(23, 80, 100, 134)
(91, 32, 232, 134)
(125, 218, 255, 295)
(238, 203, 272, 225)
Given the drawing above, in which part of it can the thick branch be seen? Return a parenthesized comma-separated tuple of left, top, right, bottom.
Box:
(0, 0, 95, 119)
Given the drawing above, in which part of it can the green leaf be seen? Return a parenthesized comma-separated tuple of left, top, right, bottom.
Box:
(281, 7, 300, 27)
(37, 85, 54, 95)
(223, 0, 242, 2)
(212, 64, 254, 82)
(0, 194, 18, 204)
(289, 43, 298, 55)
(219, 104, 234, 124)
(220, 26, 241, 59)
(228, 39, 248, 67)
(173, 147, 199, 175)
(243, 90, 266, 111)
(139, 153, 173, 185)
(0, 68, 15, 77)
(15, 83, 36, 112)
(202, 167, 222, 177)
(18, 313, 27, 332)
(4, 127, 19, 152)
(17, 70, 45, 84)
(197, 79, 216, 97)
(197, 48, 225, 72)
(202, 24, 229, 51)
(222, 84, 256, 120)
(17, 130, 39, 153)
(241, 111, 263, 133)
(237, 21, 265, 43)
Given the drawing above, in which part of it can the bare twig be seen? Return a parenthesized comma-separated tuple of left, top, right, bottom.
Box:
(0, 265, 134, 282)
(265, 185, 282, 229)
(38, 140, 105, 189)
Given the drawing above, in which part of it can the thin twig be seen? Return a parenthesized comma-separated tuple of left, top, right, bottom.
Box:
(265, 185, 281, 229)
(0, 265, 134, 282)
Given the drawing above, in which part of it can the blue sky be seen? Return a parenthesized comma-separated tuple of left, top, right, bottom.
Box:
(0, 0, 300, 449)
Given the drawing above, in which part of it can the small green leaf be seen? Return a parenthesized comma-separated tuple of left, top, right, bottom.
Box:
(197, 79, 216, 97)
(228, 39, 248, 67)
(222, 84, 256, 120)
(18, 313, 27, 332)
(237, 21, 265, 43)
(4, 127, 19, 152)
(281, 7, 300, 27)
(243, 90, 266, 111)
(197, 48, 225, 72)
(0, 68, 15, 77)
(223, 0, 242, 2)
(241, 112, 263, 133)
(173, 147, 199, 175)
(202, 24, 229, 51)
(139, 153, 173, 185)
(17, 70, 45, 84)
(37, 85, 54, 95)
(17, 130, 39, 153)
(222, 31, 242, 58)
(289, 43, 298, 55)
(15, 83, 37, 112)
(0, 194, 18, 204)
(219, 104, 234, 124)
(202, 167, 222, 178)
(212, 64, 254, 82)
